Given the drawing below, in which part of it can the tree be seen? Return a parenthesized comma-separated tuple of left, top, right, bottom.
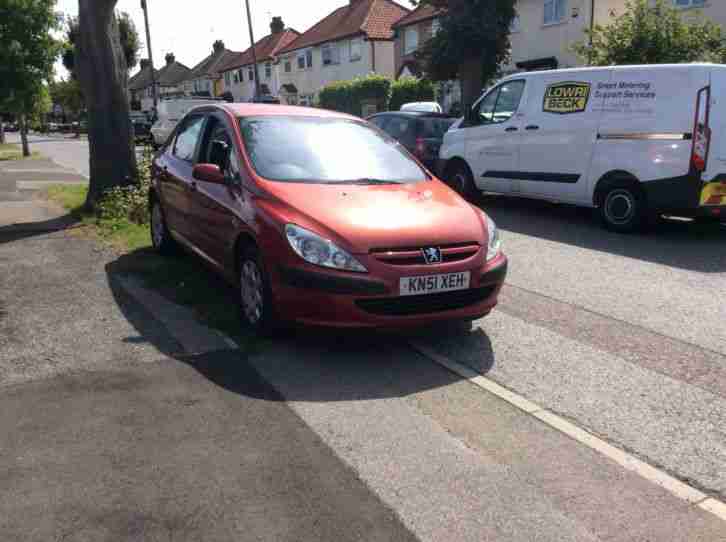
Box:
(412, 0, 516, 109)
(49, 78, 84, 133)
(0, 0, 61, 155)
(62, 11, 141, 77)
(573, 0, 726, 66)
(76, 0, 137, 208)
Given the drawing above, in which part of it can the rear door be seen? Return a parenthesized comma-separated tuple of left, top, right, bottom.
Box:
(516, 70, 610, 203)
(707, 67, 726, 179)
(159, 113, 207, 241)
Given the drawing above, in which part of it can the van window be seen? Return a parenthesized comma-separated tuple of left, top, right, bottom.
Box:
(474, 80, 525, 124)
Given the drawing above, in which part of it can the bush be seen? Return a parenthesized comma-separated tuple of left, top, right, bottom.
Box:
(389, 77, 435, 112)
(96, 149, 153, 225)
(318, 73, 392, 116)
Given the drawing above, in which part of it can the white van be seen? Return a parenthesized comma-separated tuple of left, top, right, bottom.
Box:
(150, 97, 222, 148)
(439, 64, 726, 231)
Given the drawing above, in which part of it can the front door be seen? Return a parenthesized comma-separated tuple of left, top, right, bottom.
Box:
(465, 79, 526, 194)
(516, 70, 611, 203)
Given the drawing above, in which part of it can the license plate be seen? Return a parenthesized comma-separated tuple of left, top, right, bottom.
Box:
(400, 272, 471, 296)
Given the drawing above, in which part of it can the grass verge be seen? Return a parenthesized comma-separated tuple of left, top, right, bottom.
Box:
(0, 142, 40, 161)
(45, 183, 254, 347)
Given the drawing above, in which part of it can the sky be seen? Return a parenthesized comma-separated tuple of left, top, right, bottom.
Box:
(54, 0, 411, 79)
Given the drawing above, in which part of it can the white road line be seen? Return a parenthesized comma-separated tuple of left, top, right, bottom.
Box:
(408, 339, 726, 521)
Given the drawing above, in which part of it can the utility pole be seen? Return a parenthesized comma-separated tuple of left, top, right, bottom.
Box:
(244, 0, 262, 99)
(141, 0, 158, 111)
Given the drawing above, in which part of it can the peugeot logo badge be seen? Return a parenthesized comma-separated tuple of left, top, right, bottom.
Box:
(422, 247, 442, 264)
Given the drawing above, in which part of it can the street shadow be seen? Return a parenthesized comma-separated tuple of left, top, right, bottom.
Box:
(105, 248, 497, 404)
(477, 195, 726, 273)
(0, 213, 80, 245)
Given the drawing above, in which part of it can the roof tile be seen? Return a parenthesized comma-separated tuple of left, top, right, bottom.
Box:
(391, 4, 445, 29)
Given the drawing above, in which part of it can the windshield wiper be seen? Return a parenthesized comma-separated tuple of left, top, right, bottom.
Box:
(327, 178, 403, 185)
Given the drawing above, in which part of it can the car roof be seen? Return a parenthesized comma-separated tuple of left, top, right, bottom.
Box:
(214, 103, 360, 121)
(369, 111, 455, 119)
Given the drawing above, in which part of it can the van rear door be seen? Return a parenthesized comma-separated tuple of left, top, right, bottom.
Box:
(706, 66, 726, 177)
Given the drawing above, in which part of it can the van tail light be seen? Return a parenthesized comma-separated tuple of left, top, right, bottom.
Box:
(415, 137, 426, 158)
(692, 86, 711, 173)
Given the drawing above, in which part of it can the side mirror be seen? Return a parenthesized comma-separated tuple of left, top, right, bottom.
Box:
(192, 163, 225, 184)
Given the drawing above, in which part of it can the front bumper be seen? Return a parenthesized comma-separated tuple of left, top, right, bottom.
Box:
(271, 254, 508, 328)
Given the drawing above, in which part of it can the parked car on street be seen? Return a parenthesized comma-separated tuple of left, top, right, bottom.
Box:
(130, 112, 152, 142)
(150, 97, 223, 148)
(401, 102, 443, 113)
(4, 122, 19, 132)
(367, 111, 456, 171)
(439, 63, 726, 232)
(150, 104, 507, 333)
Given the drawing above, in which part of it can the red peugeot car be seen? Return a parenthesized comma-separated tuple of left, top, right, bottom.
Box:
(149, 104, 507, 333)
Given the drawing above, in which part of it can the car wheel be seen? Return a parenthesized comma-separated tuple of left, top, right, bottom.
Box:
(150, 200, 177, 254)
(238, 246, 278, 335)
(599, 184, 646, 233)
(445, 161, 477, 201)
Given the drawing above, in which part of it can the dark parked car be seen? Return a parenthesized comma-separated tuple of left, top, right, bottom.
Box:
(367, 112, 456, 171)
(130, 114, 152, 141)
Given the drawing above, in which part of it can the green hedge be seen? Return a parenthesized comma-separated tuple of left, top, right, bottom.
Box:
(318, 73, 394, 116)
(389, 77, 435, 112)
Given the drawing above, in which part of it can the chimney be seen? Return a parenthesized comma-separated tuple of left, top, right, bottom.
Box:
(165, 53, 175, 66)
(140, 59, 150, 70)
(270, 16, 284, 34)
(213, 40, 225, 53)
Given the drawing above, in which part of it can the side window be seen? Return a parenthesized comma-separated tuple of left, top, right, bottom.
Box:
(384, 116, 415, 145)
(173, 116, 205, 162)
(473, 80, 525, 125)
(202, 117, 241, 181)
(369, 116, 389, 130)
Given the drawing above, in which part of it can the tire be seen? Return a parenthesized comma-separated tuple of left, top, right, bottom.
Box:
(445, 161, 477, 201)
(598, 183, 647, 233)
(238, 245, 278, 335)
(150, 199, 177, 255)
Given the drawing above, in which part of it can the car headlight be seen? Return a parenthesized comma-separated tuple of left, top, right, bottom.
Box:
(485, 214, 501, 261)
(285, 224, 367, 273)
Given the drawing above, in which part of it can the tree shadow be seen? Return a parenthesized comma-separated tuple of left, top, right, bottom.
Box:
(477, 195, 726, 273)
(104, 248, 497, 404)
(0, 213, 81, 245)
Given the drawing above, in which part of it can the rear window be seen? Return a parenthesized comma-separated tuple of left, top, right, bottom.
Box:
(420, 118, 456, 139)
(238, 115, 428, 184)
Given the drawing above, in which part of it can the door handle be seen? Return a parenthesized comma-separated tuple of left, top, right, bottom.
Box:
(504, 126, 518, 132)
(525, 125, 540, 131)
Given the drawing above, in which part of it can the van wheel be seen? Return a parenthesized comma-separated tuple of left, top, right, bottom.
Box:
(238, 246, 278, 336)
(445, 161, 477, 201)
(598, 184, 646, 233)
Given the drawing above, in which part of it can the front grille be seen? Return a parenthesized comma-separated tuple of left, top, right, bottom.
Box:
(371, 242, 480, 266)
(356, 286, 496, 316)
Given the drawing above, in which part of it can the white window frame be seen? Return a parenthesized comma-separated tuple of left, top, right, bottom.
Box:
(672, 0, 705, 7)
(544, 0, 567, 25)
(404, 27, 419, 55)
(510, 13, 521, 33)
(322, 43, 340, 66)
(349, 37, 363, 62)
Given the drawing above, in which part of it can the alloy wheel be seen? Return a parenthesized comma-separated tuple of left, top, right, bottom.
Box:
(240, 260, 264, 325)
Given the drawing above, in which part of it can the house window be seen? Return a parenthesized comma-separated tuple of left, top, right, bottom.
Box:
(248, 67, 254, 81)
(510, 13, 521, 33)
(306, 49, 313, 68)
(297, 52, 306, 69)
(237, 69, 244, 83)
(265, 62, 272, 79)
(673, 0, 705, 6)
(284, 58, 292, 73)
(322, 43, 341, 66)
(350, 38, 362, 62)
(404, 27, 419, 55)
(224, 72, 231, 85)
(544, 0, 567, 24)
(431, 19, 440, 35)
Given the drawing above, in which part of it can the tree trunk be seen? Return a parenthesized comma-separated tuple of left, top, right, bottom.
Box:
(76, 0, 137, 208)
(458, 56, 485, 114)
(19, 114, 30, 157)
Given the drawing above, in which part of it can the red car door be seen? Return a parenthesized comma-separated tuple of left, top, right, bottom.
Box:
(157, 114, 207, 243)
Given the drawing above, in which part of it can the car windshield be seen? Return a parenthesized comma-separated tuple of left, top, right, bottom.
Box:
(238, 115, 428, 184)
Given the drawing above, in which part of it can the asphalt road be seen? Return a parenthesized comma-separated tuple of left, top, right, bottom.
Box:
(2, 137, 726, 539)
